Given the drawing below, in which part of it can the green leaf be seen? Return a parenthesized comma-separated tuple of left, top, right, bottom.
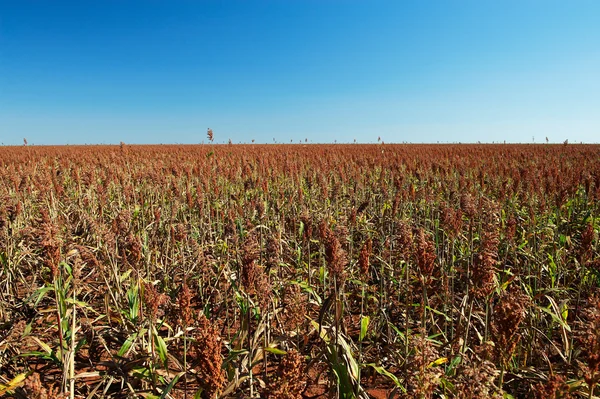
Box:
(336, 334, 359, 380)
(30, 286, 54, 307)
(23, 322, 32, 337)
(159, 372, 184, 399)
(0, 372, 31, 395)
(297, 280, 322, 305)
(31, 336, 52, 354)
(439, 376, 455, 391)
(446, 355, 462, 374)
(381, 201, 391, 216)
(310, 320, 329, 343)
(118, 334, 136, 357)
(365, 363, 406, 392)
(359, 315, 369, 342)
(18, 351, 51, 358)
(61, 261, 72, 276)
(427, 357, 448, 368)
(425, 306, 451, 322)
(263, 347, 287, 355)
(538, 305, 571, 332)
(561, 302, 568, 321)
(387, 322, 406, 343)
(75, 337, 88, 353)
(223, 349, 249, 366)
(127, 284, 140, 323)
(19, 351, 61, 365)
(120, 269, 133, 283)
(65, 298, 92, 308)
(154, 328, 169, 368)
(131, 366, 152, 380)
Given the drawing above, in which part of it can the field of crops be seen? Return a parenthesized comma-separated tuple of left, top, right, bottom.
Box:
(0, 143, 599, 398)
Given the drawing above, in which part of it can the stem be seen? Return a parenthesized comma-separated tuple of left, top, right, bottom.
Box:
(421, 278, 428, 331)
(450, 241, 455, 346)
(53, 275, 67, 394)
(461, 300, 474, 356)
(358, 282, 365, 397)
(183, 333, 187, 399)
(247, 294, 253, 398)
(484, 298, 490, 343)
(69, 290, 76, 399)
(334, 276, 339, 361)
(404, 260, 410, 375)
(264, 312, 268, 383)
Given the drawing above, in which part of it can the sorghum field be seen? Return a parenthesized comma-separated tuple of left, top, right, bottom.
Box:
(0, 143, 599, 399)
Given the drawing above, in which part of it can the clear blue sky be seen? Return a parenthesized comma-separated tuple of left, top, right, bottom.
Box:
(1, 1, 599, 144)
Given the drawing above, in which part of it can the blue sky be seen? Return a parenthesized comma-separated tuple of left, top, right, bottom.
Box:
(1, 1, 599, 144)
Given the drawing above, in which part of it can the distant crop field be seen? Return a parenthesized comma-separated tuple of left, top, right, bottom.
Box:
(0, 143, 599, 398)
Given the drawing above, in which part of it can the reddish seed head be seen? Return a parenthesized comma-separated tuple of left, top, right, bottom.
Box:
(414, 228, 436, 279)
(320, 221, 347, 280)
(358, 238, 373, 277)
